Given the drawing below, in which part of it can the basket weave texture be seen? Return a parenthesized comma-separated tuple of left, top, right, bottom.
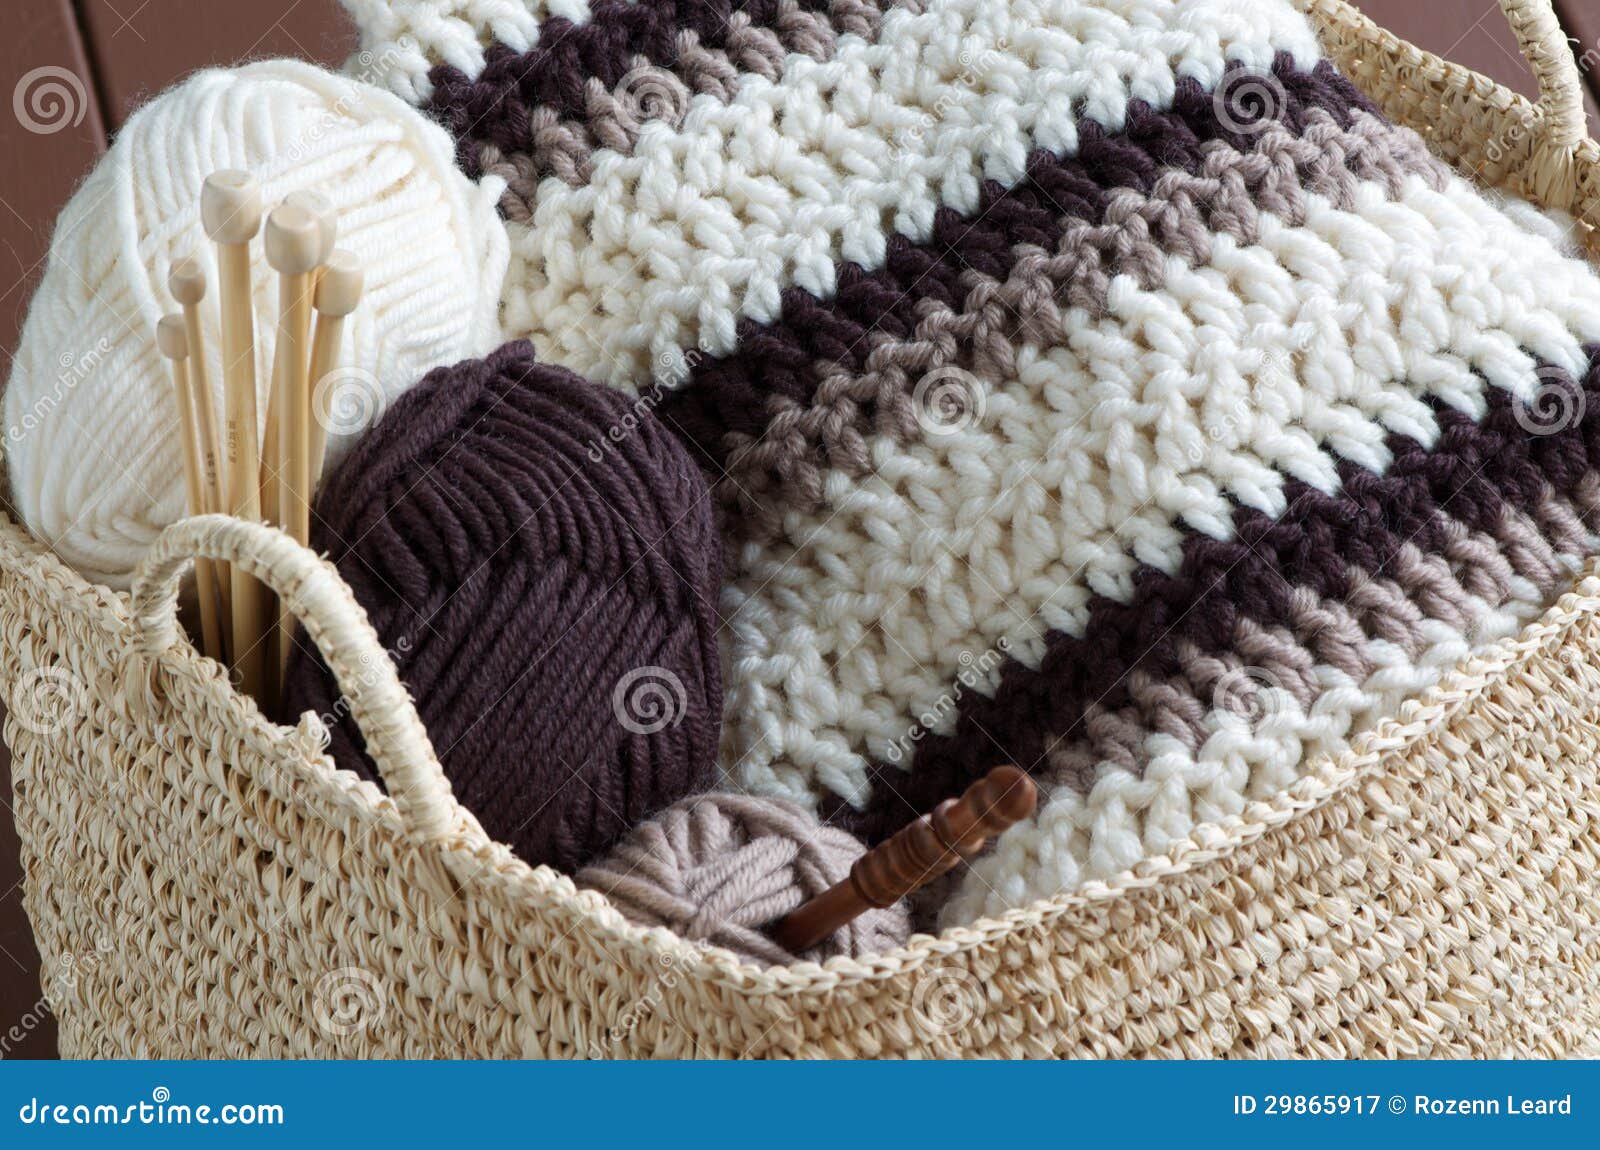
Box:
(10, 0, 1600, 1057)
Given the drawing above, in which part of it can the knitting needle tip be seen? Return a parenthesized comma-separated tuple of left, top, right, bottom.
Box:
(314, 249, 364, 317)
(282, 189, 337, 265)
(155, 314, 187, 362)
(200, 170, 263, 246)
(167, 255, 206, 307)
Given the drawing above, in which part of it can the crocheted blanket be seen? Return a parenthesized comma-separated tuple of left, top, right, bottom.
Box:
(345, 0, 1600, 926)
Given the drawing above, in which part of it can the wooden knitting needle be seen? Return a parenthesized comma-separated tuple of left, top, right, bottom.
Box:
(264, 203, 323, 680)
(769, 766, 1038, 955)
(307, 249, 363, 485)
(286, 189, 337, 266)
(201, 170, 268, 703)
(261, 190, 335, 526)
(168, 254, 232, 652)
(157, 315, 225, 663)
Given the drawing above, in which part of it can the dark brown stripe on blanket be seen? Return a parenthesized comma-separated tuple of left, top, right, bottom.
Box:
(825, 354, 1600, 841)
(652, 59, 1393, 485)
(427, 0, 892, 204)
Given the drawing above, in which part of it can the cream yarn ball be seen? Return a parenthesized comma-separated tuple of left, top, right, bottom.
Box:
(4, 59, 508, 588)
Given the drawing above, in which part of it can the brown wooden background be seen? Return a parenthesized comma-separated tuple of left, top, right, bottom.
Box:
(1, 0, 1599, 1059)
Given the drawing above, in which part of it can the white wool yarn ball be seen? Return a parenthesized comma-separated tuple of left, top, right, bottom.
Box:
(4, 59, 509, 588)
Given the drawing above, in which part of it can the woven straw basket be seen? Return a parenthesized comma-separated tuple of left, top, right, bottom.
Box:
(10, 0, 1600, 1059)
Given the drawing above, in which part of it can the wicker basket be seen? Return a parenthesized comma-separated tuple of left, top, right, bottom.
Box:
(10, 0, 1600, 1058)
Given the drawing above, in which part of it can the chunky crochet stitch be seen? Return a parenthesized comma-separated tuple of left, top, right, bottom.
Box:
(281, 341, 724, 873)
(347, 0, 1600, 924)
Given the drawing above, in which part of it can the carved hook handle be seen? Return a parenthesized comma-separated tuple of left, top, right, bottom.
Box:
(769, 766, 1037, 956)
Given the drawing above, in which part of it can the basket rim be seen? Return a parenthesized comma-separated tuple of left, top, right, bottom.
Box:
(8, 503, 1600, 998)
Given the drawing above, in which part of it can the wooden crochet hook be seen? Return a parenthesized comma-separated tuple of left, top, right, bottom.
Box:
(264, 203, 323, 682)
(168, 254, 232, 650)
(261, 190, 335, 529)
(770, 766, 1038, 955)
(156, 315, 224, 663)
(306, 249, 364, 486)
(201, 170, 269, 703)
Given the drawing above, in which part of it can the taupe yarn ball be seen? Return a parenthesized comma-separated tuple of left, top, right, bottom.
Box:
(576, 793, 911, 967)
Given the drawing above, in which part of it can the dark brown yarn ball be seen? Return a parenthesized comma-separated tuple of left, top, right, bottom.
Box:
(282, 340, 723, 872)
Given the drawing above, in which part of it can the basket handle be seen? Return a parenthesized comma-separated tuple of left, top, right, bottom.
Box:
(129, 514, 460, 844)
(1500, 0, 1589, 153)
(1301, 0, 1596, 216)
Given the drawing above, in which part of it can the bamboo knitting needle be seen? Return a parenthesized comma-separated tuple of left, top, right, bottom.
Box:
(168, 254, 232, 652)
(261, 190, 335, 527)
(307, 250, 364, 486)
(264, 203, 323, 679)
(769, 766, 1037, 955)
(156, 315, 225, 663)
(201, 170, 268, 703)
